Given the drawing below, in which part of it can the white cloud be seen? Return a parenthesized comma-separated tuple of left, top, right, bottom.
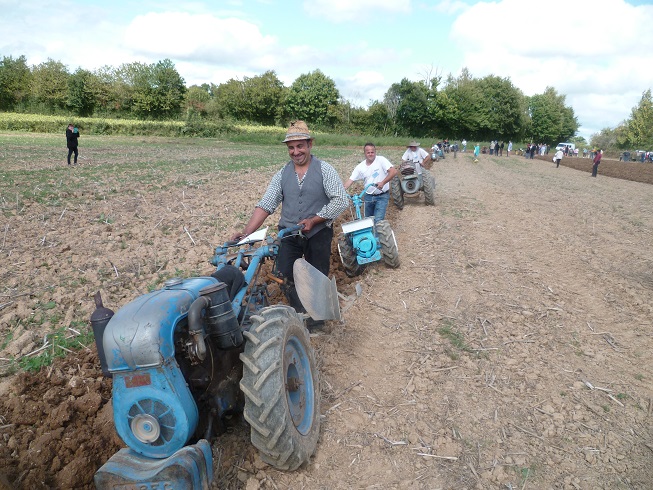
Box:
(306, 0, 411, 22)
(449, 0, 653, 139)
(124, 12, 278, 68)
(338, 70, 389, 106)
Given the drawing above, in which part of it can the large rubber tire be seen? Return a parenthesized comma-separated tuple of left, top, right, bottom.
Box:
(337, 233, 363, 277)
(422, 169, 436, 206)
(240, 306, 320, 470)
(390, 176, 404, 210)
(376, 220, 400, 269)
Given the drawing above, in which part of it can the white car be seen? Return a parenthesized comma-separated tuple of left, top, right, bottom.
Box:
(556, 143, 576, 152)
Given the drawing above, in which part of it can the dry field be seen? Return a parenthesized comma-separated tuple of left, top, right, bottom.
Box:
(0, 134, 652, 489)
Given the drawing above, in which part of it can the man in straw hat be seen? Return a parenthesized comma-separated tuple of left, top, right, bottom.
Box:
(401, 140, 432, 174)
(233, 120, 348, 331)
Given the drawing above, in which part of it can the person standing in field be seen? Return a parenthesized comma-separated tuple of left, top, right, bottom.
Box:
(344, 143, 398, 223)
(591, 149, 603, 177)
(462, 139, 467, 152)
(65, 123, 80, 165)
(473, 143, 480, 162)
(507, 140, 513, 157)
(231, 120, 348, 332)
(554, 148, 564, 168)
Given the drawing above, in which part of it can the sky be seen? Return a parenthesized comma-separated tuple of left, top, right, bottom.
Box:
(2, 0, 653, 142)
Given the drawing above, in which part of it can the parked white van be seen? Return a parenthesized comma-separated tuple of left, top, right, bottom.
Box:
(556, 142, 576, 152)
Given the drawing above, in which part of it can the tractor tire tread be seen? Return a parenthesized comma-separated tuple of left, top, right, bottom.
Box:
(240, 306, 320, 471)
(376, 220, 400, 268)
(390, 176, 404, 210)
(338, 233, 364, 277)
(422, 169, 436, 205)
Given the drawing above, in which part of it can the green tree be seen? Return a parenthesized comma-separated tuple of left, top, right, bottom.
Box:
(443, 70, 481, 139)
(90, 65, 121, 115)
(527, 87, 578, 144)
(30, 59, 69, 112)
(242, 70, 286, 125)
(590, 126, 625, 151)
(476, 75, 525, 140)
(67, 68, 97, 117)
(132, 59, 186, 120)
(0, 55, 31, 110)
(213, 78, 244, 120)
(387, 78, 431, 136)
(111, 62, 149, 115)
(366, 101, 393, 135)
(623, 89, 653, 149)
(185, 84, 212, 117)
(285, 70, 340, 126)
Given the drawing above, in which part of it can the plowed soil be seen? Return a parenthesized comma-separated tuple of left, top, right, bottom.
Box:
(1, 139, 652, 490)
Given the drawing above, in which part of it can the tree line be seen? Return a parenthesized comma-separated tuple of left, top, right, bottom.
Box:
(590, 90, 653, 152)
(1, 53, 627, 147)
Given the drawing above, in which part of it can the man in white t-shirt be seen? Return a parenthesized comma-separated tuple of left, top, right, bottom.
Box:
(401, 141, 431, 176)
(344, 143, 398, 222)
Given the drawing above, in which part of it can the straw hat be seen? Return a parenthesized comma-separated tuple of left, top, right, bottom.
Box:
(407, 141, 420, 147)
(283, 120, 314, 143)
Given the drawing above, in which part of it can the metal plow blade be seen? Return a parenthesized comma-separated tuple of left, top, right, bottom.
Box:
(293, 258, 341, 321)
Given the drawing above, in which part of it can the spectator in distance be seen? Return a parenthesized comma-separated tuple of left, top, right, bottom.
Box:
(591, 149, 603, 177)
(65, 123, 80, 165)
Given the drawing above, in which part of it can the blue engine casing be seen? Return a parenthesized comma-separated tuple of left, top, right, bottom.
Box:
(341, 216, 381, 265)
(351, 229, 381, 265)
(103, 277, 219, 459)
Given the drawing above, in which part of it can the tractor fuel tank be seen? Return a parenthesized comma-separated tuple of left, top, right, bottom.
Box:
(103, 277, 219, 372)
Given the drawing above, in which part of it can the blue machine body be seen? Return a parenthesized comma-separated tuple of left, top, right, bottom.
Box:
(95, 227, 305, 488)
(94, 439, 213, 489)
(349, 223, 381, 265)
(341, 184, 382, 265)
(103, 276, 219, 459)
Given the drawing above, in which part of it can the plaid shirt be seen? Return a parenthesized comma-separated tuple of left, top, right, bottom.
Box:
(257, 157, 348, 224)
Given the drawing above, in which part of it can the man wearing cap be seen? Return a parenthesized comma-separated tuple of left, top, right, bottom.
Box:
(343, 143, 398, 222)
(401, 141, 432, 175)
(233, 120, 348, 331)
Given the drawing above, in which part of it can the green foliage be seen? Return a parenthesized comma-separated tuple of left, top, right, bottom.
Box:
(0, 54, 31, 110)
(477, 75, 526, 140)
(390, 78, 433, 136)
(285, 70, 340, 126)
(18, 325, 95, 372)
(30, 58, 70, 112)
(132, 59, 187, 120)
(185, 84, 212, 116)
(622, 89, 653, 149)
(0, 52, 588, 142)
(437, 321, 474, 360)
(242, 71, 286, 125)
(527, 87, 578, 144)
(67, 68, 97, 117)
(440, 69, 526, 141)
(590, 126, 624, 151)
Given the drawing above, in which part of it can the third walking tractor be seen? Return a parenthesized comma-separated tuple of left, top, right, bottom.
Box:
(391, 158, 436, 210)
(91, 225, 340, 489)
(337, 183, 400, 277)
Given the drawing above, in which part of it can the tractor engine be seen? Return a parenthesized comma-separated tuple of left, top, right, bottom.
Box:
(96, 277, 245, 459)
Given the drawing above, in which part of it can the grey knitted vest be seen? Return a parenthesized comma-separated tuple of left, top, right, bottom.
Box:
(278, 156, 329, 238)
